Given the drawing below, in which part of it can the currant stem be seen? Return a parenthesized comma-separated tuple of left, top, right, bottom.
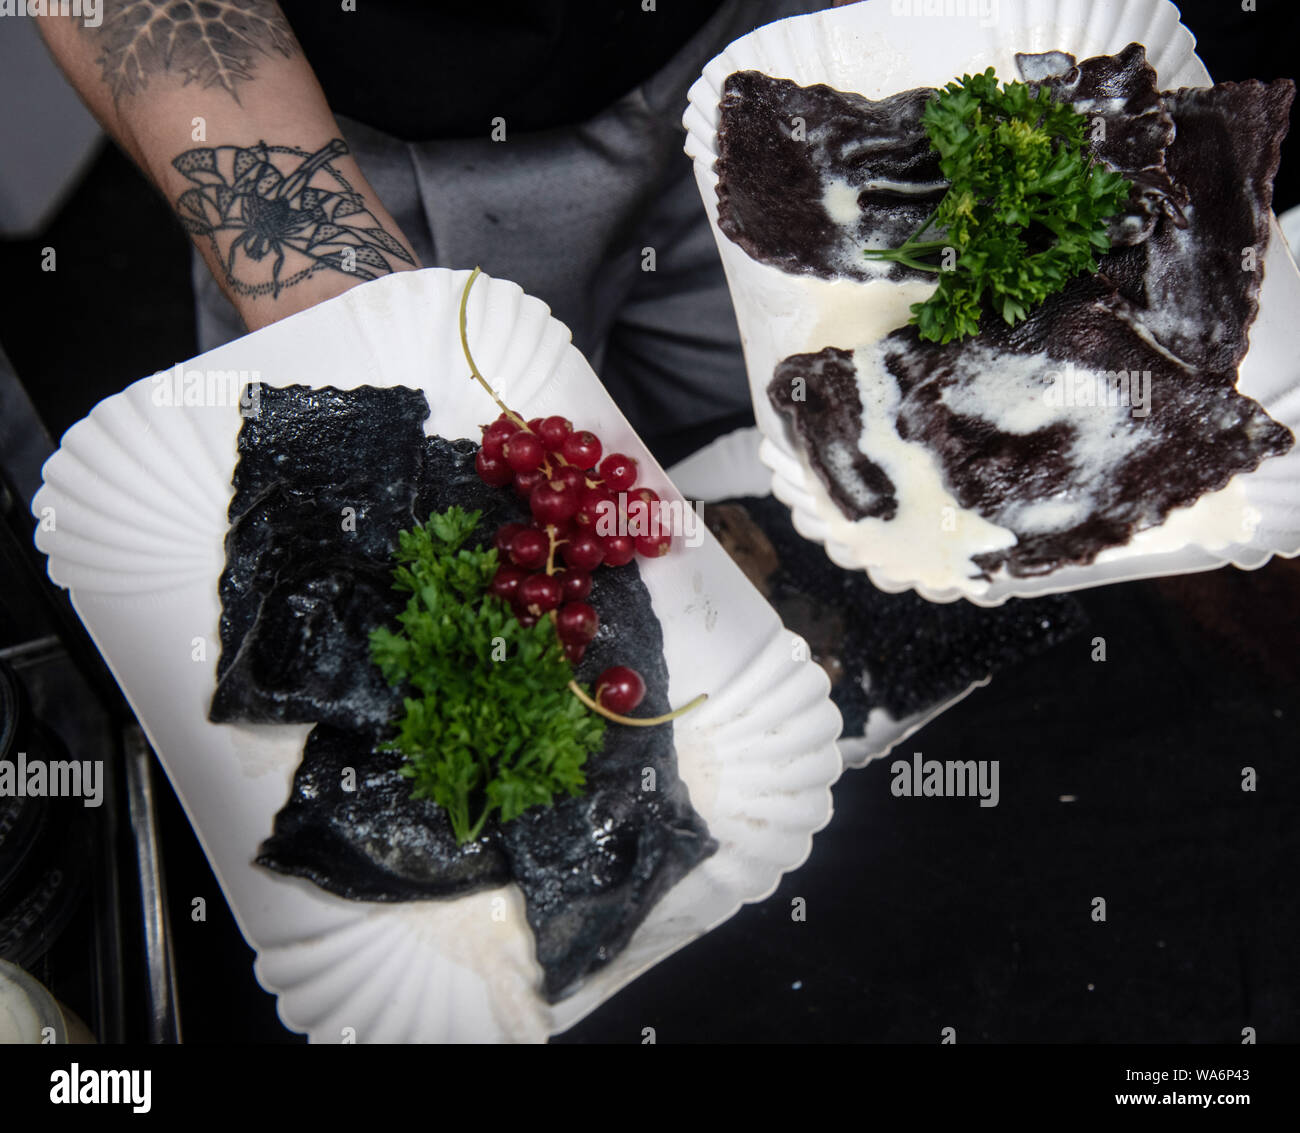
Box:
(459, 266, 528, 429)
(568, 681, 708, 726)
(545, 524, 559, 575)
(460, 268, 584, 469)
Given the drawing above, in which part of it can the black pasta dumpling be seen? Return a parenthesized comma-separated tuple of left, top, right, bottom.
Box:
(716, 70, 942, 283)
(212, 396, 526, 729)
(256, 724, 513, 901)
(212, 384, 430, 723)
(213, 384, 717, 1001)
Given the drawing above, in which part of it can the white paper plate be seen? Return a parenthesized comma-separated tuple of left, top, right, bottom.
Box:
(684, 0, 1300, 605)
(1280, 203, 1300, 260)
(668, 425, 988, 768)
(31, 267, 843, 1043)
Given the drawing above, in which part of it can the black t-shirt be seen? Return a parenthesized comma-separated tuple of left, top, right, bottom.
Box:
(278, 0, 726, 141)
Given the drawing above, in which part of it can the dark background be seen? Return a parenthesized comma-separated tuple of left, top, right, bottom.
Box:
(1, 1, 1297, 1043)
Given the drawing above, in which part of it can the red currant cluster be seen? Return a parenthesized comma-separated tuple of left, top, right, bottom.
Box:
(474, 411, 670, 715)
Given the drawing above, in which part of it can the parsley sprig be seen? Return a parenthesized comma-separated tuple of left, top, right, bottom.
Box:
(863, 69, 1132, 342)
(369, 506, 605, 844)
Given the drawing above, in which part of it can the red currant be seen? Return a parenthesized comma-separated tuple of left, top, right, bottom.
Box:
(543, 518, 574, 546)
(595, 666, 645, 714)
(562, 530, 605, 571)
(561, 430, 602, 470)
(537, 415, 572, 451)
(550, 464, 586, 493)
(626, 486, 660, 509)
(489, 565, 527, 602)
(530, 479, 580, 525)
(519, 572, 562, 613)
(622, 486, 661, 538)
(556, 601, 599, 645)
(503, 432, 545, 472)
(563, 641, 586, 666)
(598, 452, 638, 491)
(574, 485, 613, 529)
(494, 523, 528, 556)
(555, 568, 592, 602)
(603, 533, 636, 567)
(509, 527, 549, 570)
(481, 418, 519, 458)
(636, 531, 673, 558)
(512, 466, 547, 499)
(475, 448, 514, 486)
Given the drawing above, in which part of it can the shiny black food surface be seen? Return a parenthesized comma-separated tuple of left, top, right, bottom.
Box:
(211, 384, 715, 1002)
(498, 559, 715, 1003)
(211, 385, 431, 729)
(715, 70, 941, 283)
(704, 495, 1087, 732)
(255, 724, 514, 901)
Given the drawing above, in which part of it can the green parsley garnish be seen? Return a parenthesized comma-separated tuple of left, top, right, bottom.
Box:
(368, 506, 605, 844)
(863, 68, 1132, 343)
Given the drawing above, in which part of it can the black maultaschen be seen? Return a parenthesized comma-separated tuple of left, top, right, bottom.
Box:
(213, 385, 715, 1001)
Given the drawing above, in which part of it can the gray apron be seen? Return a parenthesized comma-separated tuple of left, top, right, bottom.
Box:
(192, 0, 825, 440)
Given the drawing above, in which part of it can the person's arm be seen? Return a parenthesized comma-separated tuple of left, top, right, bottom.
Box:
(36, 2, 420, 332)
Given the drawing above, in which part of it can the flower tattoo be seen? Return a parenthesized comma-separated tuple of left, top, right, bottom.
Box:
(173, 139, 415, 299)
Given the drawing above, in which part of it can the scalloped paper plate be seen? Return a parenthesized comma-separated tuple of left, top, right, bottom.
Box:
(31, 268, 843, 1043)
(684, 0, 1300, 605)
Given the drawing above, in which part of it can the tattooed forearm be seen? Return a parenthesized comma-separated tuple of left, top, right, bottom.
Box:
(173, 139, 416, 298)
(88, 0, 297, 103)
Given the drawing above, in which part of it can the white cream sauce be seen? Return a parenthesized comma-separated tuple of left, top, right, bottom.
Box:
(781, 275, 1257, 589)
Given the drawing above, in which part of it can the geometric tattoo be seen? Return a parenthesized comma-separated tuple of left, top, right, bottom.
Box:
(173, 139, 416, 298)
(88, 0, 297, 103)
